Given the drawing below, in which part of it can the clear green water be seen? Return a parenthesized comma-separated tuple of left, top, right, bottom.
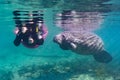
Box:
(0, 0, 120, 80)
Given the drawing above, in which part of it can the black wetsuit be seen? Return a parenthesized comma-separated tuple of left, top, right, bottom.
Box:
(14, 24, 24, 46)
(14, 21, 44, 47)
(22, 23, 44, 47)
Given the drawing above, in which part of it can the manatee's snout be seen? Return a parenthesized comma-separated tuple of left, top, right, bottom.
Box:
(53, 34, 63, 44)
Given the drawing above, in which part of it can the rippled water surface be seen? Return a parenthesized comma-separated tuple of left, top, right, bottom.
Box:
(0, 0, 120, 80)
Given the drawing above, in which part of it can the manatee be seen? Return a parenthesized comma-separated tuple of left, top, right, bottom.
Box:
(53, 31, 112, 63)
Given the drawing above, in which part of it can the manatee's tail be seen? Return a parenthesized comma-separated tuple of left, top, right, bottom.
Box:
(93, 50, 112, 63)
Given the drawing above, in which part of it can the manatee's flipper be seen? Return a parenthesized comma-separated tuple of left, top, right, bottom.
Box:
(59, 39, 71, 50)
(14, 36, 21, 46)
(59, 45, 69, 50)
(70, 43, 77, 49)
(59, 42, 76, 50)
(93, 50, 112, 63)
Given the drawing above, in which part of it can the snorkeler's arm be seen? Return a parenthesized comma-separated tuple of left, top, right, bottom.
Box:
(42, 24, 48, 39)
(14, 35, 21, 46)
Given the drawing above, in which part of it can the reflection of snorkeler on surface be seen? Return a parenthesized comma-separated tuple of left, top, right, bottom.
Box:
(13, 11, 48, 48)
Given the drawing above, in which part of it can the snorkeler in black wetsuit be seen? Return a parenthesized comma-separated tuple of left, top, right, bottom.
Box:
(22, 20, 44, 47)
(13, 10, 45, 47)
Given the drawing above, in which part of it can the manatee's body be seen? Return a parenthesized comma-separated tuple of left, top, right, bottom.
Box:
(53, 31, 112, 63)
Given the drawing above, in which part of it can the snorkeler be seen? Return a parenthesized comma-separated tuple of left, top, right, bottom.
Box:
(13, 10, 48, 48)
(14, 23, 28, 46)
